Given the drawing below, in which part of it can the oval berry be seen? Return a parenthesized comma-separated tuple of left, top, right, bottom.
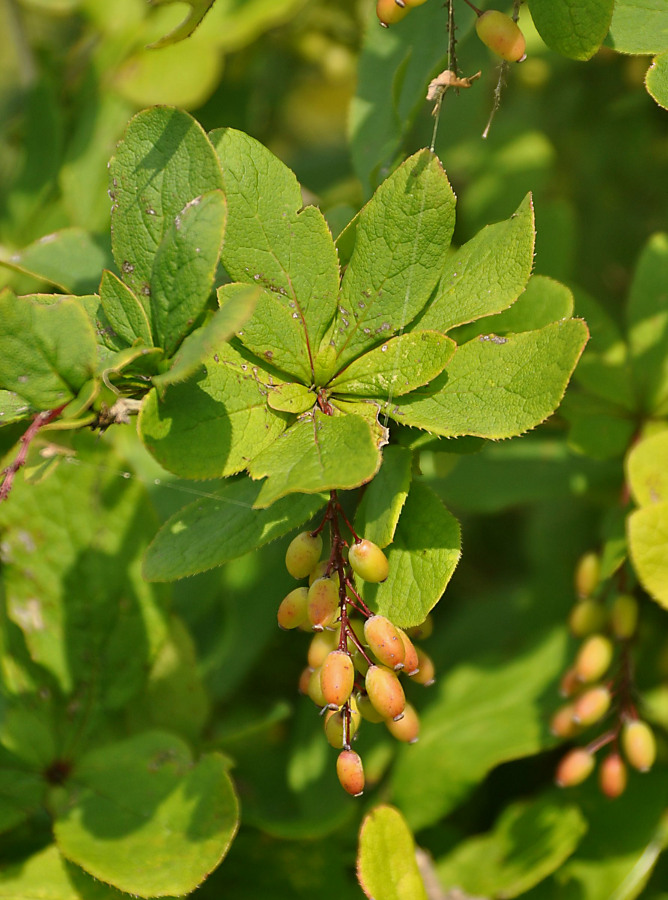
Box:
(376, 0, 409, 26)
(321, 650, 355, 709)
(610, 594, 639, 640)
(406, 614, 433, 641)
(555, 748, 595, 787)
(622, 720, 656, 772)
(307, 576, 340, 630)
(364, 615, 405, 670)
(550, 703, 579, 739)
(308, 629, 338, 668)
(475, 10, 526, 62)
(336, 749, 365, 796)
(599, 752, 627, 799)
(365, 665, 406, 720)
(285, 531, 323, 579)
(356, 690, 386, 723)
(568, 599, 607, 638)
(409, 647, 435, 686)
(398, 629, 420, 675)
(325, 702, 361, 749)
(386, 703, 420, 743)
(574, 634, 614, 683)
(572, 685, 611, 727)
(348, 539, 389, 583)
(277, 587, 309, 630)
(307, 666, 327, 707)
(574, 551, 601, 599)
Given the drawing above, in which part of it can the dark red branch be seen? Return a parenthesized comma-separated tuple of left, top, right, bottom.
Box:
(0, 405, 66, 502)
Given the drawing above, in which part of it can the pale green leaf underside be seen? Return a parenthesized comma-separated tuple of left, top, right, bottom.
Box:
(607, 0, 668, 54)
(152, 287, 259, 388)
(0, 390, 33, 423)
(329, 331, 455, 398)
(355, 445, 412, 549)
(325, 150, 456, 374)
(390, 320, 589, 438)
(139, 342, 287, 479)
(357, 805, 428, 900)
(391, 629, 565, 831)
(266, 382, 316, 414)
(100, 269, 153, 347)
(529, 0, 614, 60)
(148, 0, 217, 48)
(53, 732, 238, 898)
(209, 127, 340, 372)
(109, 107, 223, 309)
(143, 479, 326, 581)
(436, 795, 588, 898)
(628, 503, 668, 609)
(418, 194, 535, 334)
(626, 430, 668, 506)
(646, 51, 668, 109)
(248, 410, 381, 508)
(359, 481, 460, 628)
(0, 292, 97, 409)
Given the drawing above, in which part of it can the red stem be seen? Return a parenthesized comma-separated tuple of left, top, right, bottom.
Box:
(0, 405, 66, 502)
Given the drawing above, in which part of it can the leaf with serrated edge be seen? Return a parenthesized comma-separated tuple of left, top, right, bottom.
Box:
(143, 479, 326, 581)
(355, 446, 412, 549)
(221, 283, 313, 383)
(359, 481, 460, 627)
(0, 291, 97, 409)
(323, 151, 456, 378)
(248, 410, 381, 508)
(139, 341, 288, 479)
(628, 502, 668, 608)
(607, 0, 668, 54)
(0, 843, 129, 899)
(646, 51, 668, 109)
(52, 732, 238, 898)
(331, 397, 388, 450)
(417, 194, 535, 334)
(390, 320, 589, 438)
(109, 107, 223, 313)
(627, 430, 668, 506)
(209, 127, 340, 380)
(100, 269, 153, 347)
(329, 332, 455, 398)
(357, 806, 428, 900)
(153, 286, 258, 388)
(529, 0, 614, 60)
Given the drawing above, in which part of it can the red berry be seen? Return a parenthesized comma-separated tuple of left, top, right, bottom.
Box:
(364, 615, 405, 670)
(336, 749, 364, 796)
(599, 752, 627, 799)
(555, 748, 595, 787)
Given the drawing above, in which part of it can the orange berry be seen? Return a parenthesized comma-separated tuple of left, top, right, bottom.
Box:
(321, 650, 355, 709)
(364, 615, 405, 670)
(398, 629, 420, 675)
(376, 0, 409, 27)
(550, 703, 579, 739)
(475, 9, 526, 62)
(555, 748, 595, 787)
(409, 647, 435, 686)
(574, 635, 614, 683)
(599, 752, 627, 799)
(348, 539, 389, 583)
(622, 720, 656, 772)
(285, 531, 323, 579)
(307, 629, 338, 668)
(356, 690, 385, 723)
(365, 665, 406, 721)
(307, 576, 340, 630)
(572, 686, 612, 727)
(298, 666, 313, 695)
(336, 749, 365, 796)
(386, 703, 420, 743)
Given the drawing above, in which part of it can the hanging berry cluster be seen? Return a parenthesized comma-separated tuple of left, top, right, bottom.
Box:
(551, 551, 657, 798)
(278, 491, 435, 797)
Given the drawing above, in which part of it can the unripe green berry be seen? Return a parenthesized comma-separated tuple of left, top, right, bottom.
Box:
(386, 703, 420, 743)
(285, 531, 323, 579)
(572, 685, 612, 727)
(376, 0, 409, 26)
(622, 720, 656, 772)
(321, 650, 355, 709)
(277, 587, 309, 630)
(308, 629, 338, 668)
(574, 551, 601, 599)
(568, 599, 607, 638)
(398, 629, 420, 675)
(364, 615, 405, 670)
(348, 539, 389, 583)
(336, 749, 365, 796)
(550, 703, 580, 739)
(307, 576, 340, 630)
(475, 10, 526, 62)
(599, 752, 627, 799)
(356, 690, 386, 723)
(307, 666, 327, 707)
(610, 594, 639, 640)
(309, 560, 329, 586)
(555, 748, 595, 787)
(365, 665, 406, 720)
(406, 615, 433, 641)
(409, 647, 435, 686)
(574, 634, 614, 684)
(325, 701, 361, 749)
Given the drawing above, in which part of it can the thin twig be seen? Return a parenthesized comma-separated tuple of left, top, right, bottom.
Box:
(0, 405, 66, 501)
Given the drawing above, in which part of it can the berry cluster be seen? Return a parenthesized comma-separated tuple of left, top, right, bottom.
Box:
(551, 552, 656, 798)
(278, 493, 435, 797)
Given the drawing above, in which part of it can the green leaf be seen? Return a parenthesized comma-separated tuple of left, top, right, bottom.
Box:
(0, 291, 98, 409)
(627, 233, 668, 415)
(391, 628, 565, 831)
(0, 228, 112, 295)
(147, 0, 217, 47)
(607, 0, 668, 54)
(357, 805, 428, 900)
(100, 270, 153, 347)
(222, 283, 314, 383)
(248, 410, 381, 508)
(391, 320, 589, 438)
(436, 794, 588, 898)
(143, 478, 326, 581)
(628, 502, 668, 608)
(330, 331, 455, 398)
(417, 195, 535, 334)
(449, 274, 573, 345)
(647, 51, 668, 109)
(324, 151, 456, 377)
(562, 393, 635, 460)
(109, 107, 223, 314)
(209, 127, 340, 379)
(152, 286, 258, 388)
(267, 382, 316, 415)
(0, 391, 32, 424)
(359, 481, 460, 627)
(53, 731, 238, 898)
(355, 445, 412, 549)
(150, 189, 226, 356)
(0, 748, 44, 835)
(528, 0, 615, 59)
(0, 844, 130, 899)
(138, 341, 288, 479)
(627, 430, 668, 506)
(0, 435, 168, 701)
